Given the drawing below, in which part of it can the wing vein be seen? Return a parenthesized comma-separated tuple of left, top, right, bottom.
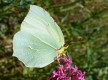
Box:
(27, 31, 56, 49)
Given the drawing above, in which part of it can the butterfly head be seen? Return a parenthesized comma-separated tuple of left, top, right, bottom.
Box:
(57, 45, 68, 56)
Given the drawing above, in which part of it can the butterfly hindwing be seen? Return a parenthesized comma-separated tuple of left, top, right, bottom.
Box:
(13, 31, 57, 67)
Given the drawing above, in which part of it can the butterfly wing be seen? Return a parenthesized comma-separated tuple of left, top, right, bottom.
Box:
(13, 31, 57, 67)
(21, 5, 64, 47)
(13, 5, 64, 68)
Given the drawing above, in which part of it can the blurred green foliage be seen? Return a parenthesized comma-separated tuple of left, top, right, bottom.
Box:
(0, 0, 108, 80)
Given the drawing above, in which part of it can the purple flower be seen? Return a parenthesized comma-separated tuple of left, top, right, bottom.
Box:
(48, 57, 85, 80)
(58, 57, 72, 64)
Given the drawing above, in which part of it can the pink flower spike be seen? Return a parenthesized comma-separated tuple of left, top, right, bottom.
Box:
(49, 57, 85, 80)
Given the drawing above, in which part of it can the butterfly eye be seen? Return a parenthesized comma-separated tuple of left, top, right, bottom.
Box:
(64, 43, 67, 47)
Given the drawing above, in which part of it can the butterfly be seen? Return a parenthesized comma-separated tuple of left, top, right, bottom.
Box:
(13, 5, 67, 68)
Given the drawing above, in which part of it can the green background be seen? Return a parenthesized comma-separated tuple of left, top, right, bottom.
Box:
(0, 0, 108, 80)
